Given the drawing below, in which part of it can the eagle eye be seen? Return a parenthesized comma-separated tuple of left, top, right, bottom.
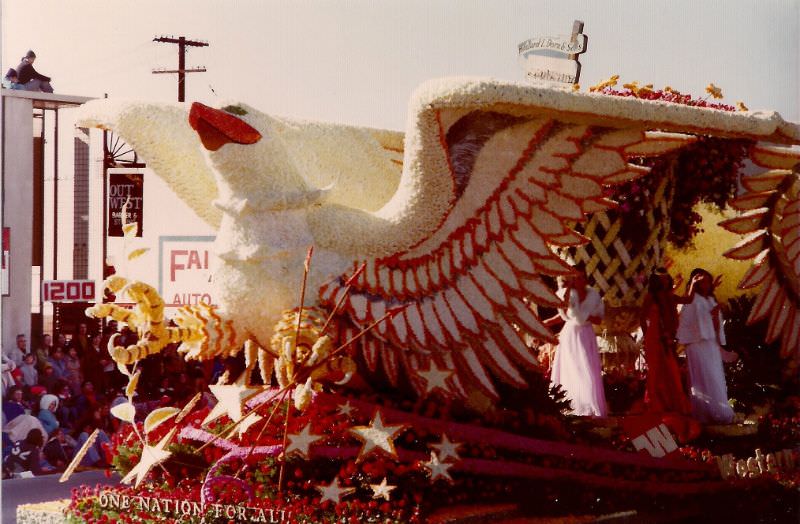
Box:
(222, 105, 248, 116)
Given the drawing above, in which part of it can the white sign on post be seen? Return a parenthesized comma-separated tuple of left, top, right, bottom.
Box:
(159, 236, 217, 309)
(518, 20, 587, 85)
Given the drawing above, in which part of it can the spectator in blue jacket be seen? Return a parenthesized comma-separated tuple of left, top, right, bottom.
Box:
(37, 394, 59, 435)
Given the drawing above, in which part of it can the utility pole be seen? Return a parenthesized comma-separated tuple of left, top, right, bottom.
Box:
(152, 35, 208, 102)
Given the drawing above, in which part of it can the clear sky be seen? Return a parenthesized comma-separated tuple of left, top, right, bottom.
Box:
(2, 0, 799, 130)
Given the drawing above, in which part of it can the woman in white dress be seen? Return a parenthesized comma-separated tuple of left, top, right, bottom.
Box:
(548, 272, 608, 417)
(676, 268, 735, 424)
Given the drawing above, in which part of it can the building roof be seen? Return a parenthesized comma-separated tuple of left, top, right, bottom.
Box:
(1, 89, 94, 110)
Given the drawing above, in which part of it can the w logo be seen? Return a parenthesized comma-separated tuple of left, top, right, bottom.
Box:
(631, 424, 678, 458)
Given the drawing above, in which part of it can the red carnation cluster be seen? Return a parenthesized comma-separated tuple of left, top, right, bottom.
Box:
(606, 136, 747, 250)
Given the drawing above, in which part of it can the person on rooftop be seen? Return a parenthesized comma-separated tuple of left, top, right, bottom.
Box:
(16, 50, 53, 93)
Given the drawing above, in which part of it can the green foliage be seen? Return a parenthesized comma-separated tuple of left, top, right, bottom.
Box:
(723, 295, 791, 413)
(111, 443, 141, 478)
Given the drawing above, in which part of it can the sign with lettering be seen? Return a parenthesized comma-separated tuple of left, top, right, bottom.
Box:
(42, 280, 96, 302)
(97, 492, 292, 522)
(107, 168, 144, 237)
(159, 236, 217, 308)
(519, 20, 587, 85)
(518, 34, 587, 55)
(523, 56, 581, 84)
(716, 448, 798, 480)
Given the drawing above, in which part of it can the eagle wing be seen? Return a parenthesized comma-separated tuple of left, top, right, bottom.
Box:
(318, 79, 700, 398)
(721, 146, 800, 374)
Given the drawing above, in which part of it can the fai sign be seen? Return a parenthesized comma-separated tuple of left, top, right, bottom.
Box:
(159, 236, 217, 308)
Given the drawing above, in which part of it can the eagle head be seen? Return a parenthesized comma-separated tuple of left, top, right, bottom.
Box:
(189, 102, 330, 212)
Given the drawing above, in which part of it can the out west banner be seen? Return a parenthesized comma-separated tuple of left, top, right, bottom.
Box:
(107, 168, 144, 237)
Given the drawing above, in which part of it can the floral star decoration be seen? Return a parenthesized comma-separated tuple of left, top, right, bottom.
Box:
(422, 451, 454, 483)
(121, 428, 177, 488)
(417, 364, 453, 396)
(431, 434, 462, 462)
(316, 477, 356, 504)
(349, 410, 406, 462)
(337, 400, 357, 418)
(202, 372, 263, 426)
(236, 411, 264, 438)
(370, 477, 397, 501)
(285, 423, 324, 458)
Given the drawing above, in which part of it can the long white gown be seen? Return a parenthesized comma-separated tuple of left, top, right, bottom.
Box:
(677, 294, 735, 424)
(550, 286, 608, 417)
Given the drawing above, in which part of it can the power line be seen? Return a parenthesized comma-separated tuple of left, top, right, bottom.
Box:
(152, 35, 209, 102)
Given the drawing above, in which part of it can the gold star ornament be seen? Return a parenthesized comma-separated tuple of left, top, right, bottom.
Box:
(370, 477, 397, 501)
(348, 410, 406, 462)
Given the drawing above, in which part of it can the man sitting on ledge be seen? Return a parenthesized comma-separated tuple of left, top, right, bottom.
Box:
(16, 50, 54, 93)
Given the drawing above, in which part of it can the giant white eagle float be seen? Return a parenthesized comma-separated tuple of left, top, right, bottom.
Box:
(77, 78, 800, 402)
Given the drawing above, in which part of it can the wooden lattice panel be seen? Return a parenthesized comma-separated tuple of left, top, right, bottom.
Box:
(566, 168, 675, 312)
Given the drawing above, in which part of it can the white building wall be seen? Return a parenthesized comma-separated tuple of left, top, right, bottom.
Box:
(1, 96, 34, 353)
(83, 127, 215, 313)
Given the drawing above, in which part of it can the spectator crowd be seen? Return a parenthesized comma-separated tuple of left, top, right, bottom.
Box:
(2, 321, 220, 478)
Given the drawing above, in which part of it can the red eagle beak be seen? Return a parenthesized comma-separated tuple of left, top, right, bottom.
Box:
(189, 102, 262, 151)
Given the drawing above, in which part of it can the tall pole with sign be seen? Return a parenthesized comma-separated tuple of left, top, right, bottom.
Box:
(518, 20, 587, 85)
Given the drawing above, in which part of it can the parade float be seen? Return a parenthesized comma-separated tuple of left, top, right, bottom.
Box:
(18, 71, 800, 523)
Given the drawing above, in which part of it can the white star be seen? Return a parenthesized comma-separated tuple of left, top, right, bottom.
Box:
(349, 411, 406, 462)
(431, 434, 462, 462)
(121, 428, 176, 488)
(236, 411, 263, 438)
(285, 423, 324, 458)
(316, 477, 356, 504)
(202, 373, 262, 426)
(370, 477, 397, 501)
(422, 451, 453, 483)
(418, 364, 453, 395)
(337, 400, 357, 418)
